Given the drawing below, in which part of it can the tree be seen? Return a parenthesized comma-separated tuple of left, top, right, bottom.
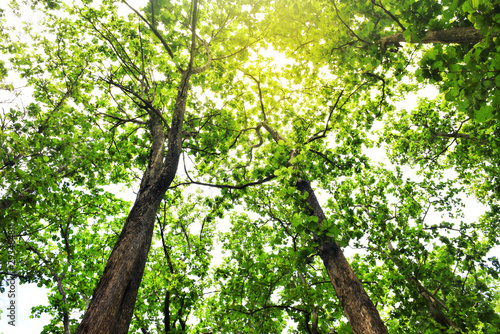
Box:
(2, 0, 499, 333)
(180, 57, 391, 332)
(3, 0, 268, 332)
(67, 0, 266, 332)
(330, 166, 500, 332)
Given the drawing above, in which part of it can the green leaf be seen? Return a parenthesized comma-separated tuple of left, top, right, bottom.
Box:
(403, 29, 412, 43)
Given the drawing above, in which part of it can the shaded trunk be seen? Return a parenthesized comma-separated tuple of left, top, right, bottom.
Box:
(381, 27, 486, 46)
(258, 119, 387, 333)
(73, 184, 166, 333)
(296, 179, 388, 334)
(165, 290, 171, 333)
(376, 244, 460, 331)
(311, 307, 319, 334)
(75, 66, 192, 333)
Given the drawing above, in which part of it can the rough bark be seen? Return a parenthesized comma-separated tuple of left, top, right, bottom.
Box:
(381, 26, 486, 46)
(75, 66, 193, 334)
(165, 290, 171, 333)
(377, 244, 460, 331)
(296, 179, 388, 334)
(74, 0, 205, 330)
(258, 120, 387, 333)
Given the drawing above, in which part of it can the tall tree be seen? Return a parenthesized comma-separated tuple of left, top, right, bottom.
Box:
(2, 0, 499, 333)
(3, 0, 264, 332)
(180, 55, 390, 332)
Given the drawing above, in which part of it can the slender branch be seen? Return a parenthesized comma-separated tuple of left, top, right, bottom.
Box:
(307, 80, 372, 143)
(431, 131, 471, 139)
(133, 313, 151, 334)
(212, 39, 258, 60)
(330, 0, 372, 45)
(149, 0, 155, 28)
(308, 149, 337, 167)
(239, 70, 267, 121)
(307, 90, 344, 143)
(25, 242, 71, 334)
(100, 77, 170, 128)
(98, 112, 147, 125)
(60, 216, 72, 263)
(373, 244, 460, 330)
(228, 304, 308, 316)
(159, 213, 175, 274)
(186, 0, 199, 73)
(323, 90, 344, 137)
(175, 218, 192, 254)
(370, 0, 405, 31)
(381, 27, 487, 46)
(0, 272, 28, 279)
(123, 0, 178, 67)
(170, 174, 276, 190)
(363, 71, 385, 116)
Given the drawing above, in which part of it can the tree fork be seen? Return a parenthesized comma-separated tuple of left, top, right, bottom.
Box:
(75, 52, 195, 334)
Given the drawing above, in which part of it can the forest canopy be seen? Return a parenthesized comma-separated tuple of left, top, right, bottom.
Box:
(1, 0, 499, 333)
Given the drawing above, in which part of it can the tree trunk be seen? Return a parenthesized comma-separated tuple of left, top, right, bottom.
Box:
(257, 120, 387, 333)
(75, 67, 192, 333)
(381, 26, 486, 46)
(73, 185, 166, 333)
(376, 244, 460, 331)
(311, 307, 319, 334)
(164, 290, 171, 333)
(296, 179, 388, 334)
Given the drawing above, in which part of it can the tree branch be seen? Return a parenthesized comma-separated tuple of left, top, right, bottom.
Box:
(170, 174, 276, 190)
(123, 0, 178, 68)
(330, 0, 372, 45)
(370, 0, 405, 31)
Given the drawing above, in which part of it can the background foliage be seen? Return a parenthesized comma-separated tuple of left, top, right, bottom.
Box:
(1, 0, 499, 333)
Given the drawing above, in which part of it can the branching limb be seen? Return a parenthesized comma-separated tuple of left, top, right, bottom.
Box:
(100, 77, 170, 129)
(307, 80, 371, 143)
(370, 0, 405, 31)
(330, 0, 372, 45)
(239, 69, 267, 121)
(261, 121, 286, 143)
(307, 90, 344, 143)
(191, 38, 212, 74)
(170, 174, 276, 190)
(248, 124, 264, 148)
(123, 0, 179, 69)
